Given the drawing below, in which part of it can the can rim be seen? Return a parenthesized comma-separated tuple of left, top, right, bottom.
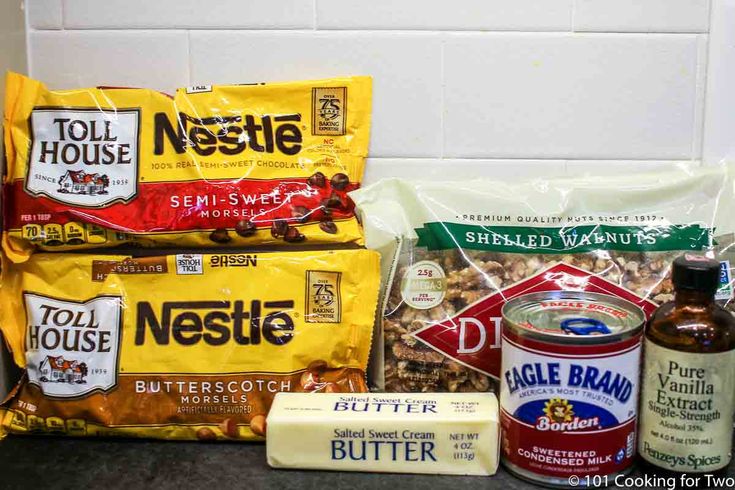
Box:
(501, 291, 645, 345)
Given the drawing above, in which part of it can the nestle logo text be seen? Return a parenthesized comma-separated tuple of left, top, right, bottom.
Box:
(135, 300, 295, 346)
(154, 113, 303, 156)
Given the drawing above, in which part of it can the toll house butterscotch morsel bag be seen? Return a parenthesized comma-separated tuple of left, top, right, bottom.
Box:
(0, 249, 380, 440)
(351, 164, 735, 394)
(2, 73, 372, 262)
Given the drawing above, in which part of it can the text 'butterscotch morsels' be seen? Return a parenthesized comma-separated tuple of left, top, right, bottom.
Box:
(0, 250, 380, 441)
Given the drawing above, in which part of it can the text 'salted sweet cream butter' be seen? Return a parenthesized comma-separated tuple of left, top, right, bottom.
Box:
(266, 392, 500, 475)
(500, 291, 645, 487)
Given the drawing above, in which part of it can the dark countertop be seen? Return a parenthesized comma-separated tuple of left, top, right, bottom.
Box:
(1, 436, 734, 490)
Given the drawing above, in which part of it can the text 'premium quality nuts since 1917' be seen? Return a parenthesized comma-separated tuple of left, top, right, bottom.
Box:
(2, 73, 372, 262)
(0, 250, 380, 441)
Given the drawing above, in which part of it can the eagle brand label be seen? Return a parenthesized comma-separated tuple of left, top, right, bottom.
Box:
(500, 333, 642, 483)
(0, 250, 379, 441)
(499, 292, 644, 485)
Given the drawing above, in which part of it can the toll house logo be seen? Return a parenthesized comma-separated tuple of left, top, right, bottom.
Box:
(38, 355, 88, 384)
(411, 262, 658, 379)
(24, 293, 122, 398)
(27, 108, 140, 207)
(58, 170, 109, 196)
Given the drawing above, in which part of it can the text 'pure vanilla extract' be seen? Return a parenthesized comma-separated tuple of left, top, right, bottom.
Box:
(638, 254, 735, 473)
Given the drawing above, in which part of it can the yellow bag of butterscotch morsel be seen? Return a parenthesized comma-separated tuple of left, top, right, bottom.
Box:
(2, 73, 372, 262)
(0, 249, 379, 441)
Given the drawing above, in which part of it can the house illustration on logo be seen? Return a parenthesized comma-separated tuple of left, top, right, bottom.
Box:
(58, 170, 109, 196)
(38, 355, 88, 384)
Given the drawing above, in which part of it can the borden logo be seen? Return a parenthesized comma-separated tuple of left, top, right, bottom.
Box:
(27, 108, 140, 208)
(24, 293, 123, 398)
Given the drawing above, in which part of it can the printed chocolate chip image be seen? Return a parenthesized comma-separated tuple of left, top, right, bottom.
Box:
(324, 382, 342, 393)
(250, 414, 267, 437)
(271, 219, 288, 238)
(235, 219, 257, 237)
(319, 220, 338, 234)
(209, 228, 231, 243)
(291, 205, 310, 223)
(301, 370, 320, 391)
(219, 418, 239, 439)
(322, 193, 343, 210)
(307, 360, 328, 373)
(307, 171, 327, 188)
(330, 173, 349, 190)
(196, 427, 217, 441)
(283, 227, 305, 243)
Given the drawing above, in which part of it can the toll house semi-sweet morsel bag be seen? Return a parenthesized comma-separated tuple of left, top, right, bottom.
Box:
(351, 164, 735, 393)
(2, 73, 372, 262)
(0, 249, 380, 440)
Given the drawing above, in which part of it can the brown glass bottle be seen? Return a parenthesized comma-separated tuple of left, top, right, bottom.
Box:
(638, 254, 735, 473)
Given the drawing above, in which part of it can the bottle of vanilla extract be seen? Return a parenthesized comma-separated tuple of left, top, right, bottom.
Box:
(638, 254, 735, 473)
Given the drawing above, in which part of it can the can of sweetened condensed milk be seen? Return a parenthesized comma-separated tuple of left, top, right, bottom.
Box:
(500, 291, 645, 487)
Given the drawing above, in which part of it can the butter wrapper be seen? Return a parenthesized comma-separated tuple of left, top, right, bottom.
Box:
(266, 392, 499, 475)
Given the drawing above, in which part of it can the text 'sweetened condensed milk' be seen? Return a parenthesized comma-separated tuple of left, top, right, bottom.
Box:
(500, 291, 645, 487)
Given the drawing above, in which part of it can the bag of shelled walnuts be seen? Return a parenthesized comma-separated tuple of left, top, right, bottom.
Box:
(352, 164, 735, 393)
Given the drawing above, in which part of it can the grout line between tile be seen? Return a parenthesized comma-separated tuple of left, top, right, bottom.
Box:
(439, 37, 445, 159)
(698, 0, 716, 162)
(37, 27, 708, 35)
(693, 34, 710, 161)
(186, 30, 193, 85)
(23, 2, 33, 76)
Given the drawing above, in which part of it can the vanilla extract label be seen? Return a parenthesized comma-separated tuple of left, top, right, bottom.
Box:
(27, 108, 140, 208)
(638, 341, 735, 472)
(24, 293, 122, 398)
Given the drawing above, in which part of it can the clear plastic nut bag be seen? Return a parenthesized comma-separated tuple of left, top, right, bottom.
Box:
(352, 164, 735, 393)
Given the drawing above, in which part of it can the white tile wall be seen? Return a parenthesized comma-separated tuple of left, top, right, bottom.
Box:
(21, 0, 735, 175)
(62, 0, 314, 29)
(29, 30, 189, 93)
(443, 33, 701, 159)
(703, 0, 735, 163)
(574, 0, 710, 33)
(27, 0, 62, 30)
(317, 0, 573, 31)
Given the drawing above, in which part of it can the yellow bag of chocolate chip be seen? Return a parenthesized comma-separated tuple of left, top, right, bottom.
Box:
(3, 73, 372, 262)
(0, 249, 379, 441)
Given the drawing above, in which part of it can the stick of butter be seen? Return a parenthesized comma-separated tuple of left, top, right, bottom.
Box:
(266, 392, 499, 476)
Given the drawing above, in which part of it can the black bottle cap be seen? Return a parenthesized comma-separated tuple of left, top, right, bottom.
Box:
(672, 254, 720, 293)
